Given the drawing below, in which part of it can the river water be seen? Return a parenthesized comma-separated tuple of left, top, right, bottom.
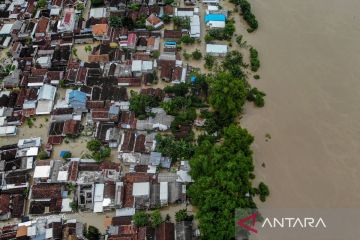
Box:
(240, 0, 360, 208)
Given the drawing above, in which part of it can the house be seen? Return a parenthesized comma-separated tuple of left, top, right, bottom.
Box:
(29, 183, 63, 215)
(67, 90, 87, 112)
(36, 84, 56, 115)
(89, 7, 107, 19)
(175, 221, 193, 240)
(190, 15, 201, 38)
(206, 44, 228, 56)
(34, 17, 49, 38)
(57, 8, 75, 32)
(164, 30, 182, 41)
(146, 14, 164, 29)
(175, 8, 194, 17)
(156, 222, 175, 240)
(92, 24, 109, 41)
(205, 13, 226, 28)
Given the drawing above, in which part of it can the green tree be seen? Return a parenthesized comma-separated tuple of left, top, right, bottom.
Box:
(223, 50, 245, 78)
(152, 50, 160, 59)
(204, 34, 214, 43)
(163, 83, 189, 97)
(150, 210, 163, 227)
(155, 134, 194, 161)
(162, 14, 171, 24)
(129, 91, 160, 119)
(204, 54, 215, 69)
(85, 45, 92, 53)
(258, 182, 270, 202)
(188, 124, 259, 240)
(109, 16, 123, 28)
(224, 20, 235, 39)
(85, 226, 101, 240)
(175, 209, 193, 222)
(87, 139, 102, 152)
(37, 0, 47, 9)
(247, 87, 265, 107)
(249, 47, 260, 71)
(75, 2, 85, 11)
(192, 49, 202, 60)
(133, 211, 149, 227)
(181, 35, 195, 45)
(37, 150, 49, 160)
(208, 72, 248, 124)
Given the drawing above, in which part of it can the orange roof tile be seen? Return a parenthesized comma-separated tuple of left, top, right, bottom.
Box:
(92, 24, 108, 36)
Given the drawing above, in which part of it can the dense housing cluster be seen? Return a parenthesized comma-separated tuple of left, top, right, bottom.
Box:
(0, 0, 266, 238)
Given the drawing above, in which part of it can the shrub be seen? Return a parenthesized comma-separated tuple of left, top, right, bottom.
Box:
(86, 139, 102, 152)
(133, 211, 149, 227)
(204, 54, 215, 69)
(37, 150, 49, 160)
(250, 47, 260, 71)
(181, 35, 195, 44)
(192, 49, 202, 60)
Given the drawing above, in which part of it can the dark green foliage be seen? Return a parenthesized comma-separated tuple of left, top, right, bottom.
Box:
(129, 91, 160, 119)
(192, 49, 202, 60)
(188, 124, 257, 240)
(135, 15, 146, 28)
(87, 140, 102, 152)
(91, 0, 104, 7)
(162, 14, 172, 24)
(109, 16, 122, 28)
(155, 134, 195, 161)
(93, 147, 111, 162)
(223, 20, 236, 39)
(161, 96, 192, 115)
(129, 3, 141, 10)
(37, 0, 47, 8)
(254, 74, 260, 80)
(123, 17, 135, 30)
(175, 209, 194, 222)
(173, 17, 190, 29)
(208, 72, 248, 124)
(258, 182, 270, 202)
(85, 226, 101, 240)
(37, 151, 49, 160)
(204, 54, 215, 69)
(204, 34, 214, 43)
(231, 0, 258, 31)
(200, 110, 222, 135)
(170, 108, 197, 137)
(165, 0, 175, 4)
(133, 211, 149, 227)
(181, 35, 195, 44)
(247, 87, 265, 107)
(207, 21, 235, 41)
(250, 47, 260, 71)
(150, 210, 163, 227)
(164, 83, 189, 97)
(62, 152, 72, 159)
(223, 50, 246, 78)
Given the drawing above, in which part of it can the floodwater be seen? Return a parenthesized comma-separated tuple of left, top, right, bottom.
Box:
(238, 0, 360, 208)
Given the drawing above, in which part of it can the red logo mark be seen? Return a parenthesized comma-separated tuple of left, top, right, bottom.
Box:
(237, 212, 258, 234)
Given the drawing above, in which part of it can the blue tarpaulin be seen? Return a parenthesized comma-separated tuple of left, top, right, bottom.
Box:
(60, 151, 70, 158)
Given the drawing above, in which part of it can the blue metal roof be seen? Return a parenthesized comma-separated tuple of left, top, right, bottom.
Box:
(204, 14, 226, 23)
(69, 90, 86, 103)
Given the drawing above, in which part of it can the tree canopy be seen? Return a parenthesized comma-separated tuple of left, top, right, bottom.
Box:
(188, 124, 258, 240)
(208, 72, 248, 124)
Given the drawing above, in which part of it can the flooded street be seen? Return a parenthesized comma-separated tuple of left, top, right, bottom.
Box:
(238, 0, 360, 208)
